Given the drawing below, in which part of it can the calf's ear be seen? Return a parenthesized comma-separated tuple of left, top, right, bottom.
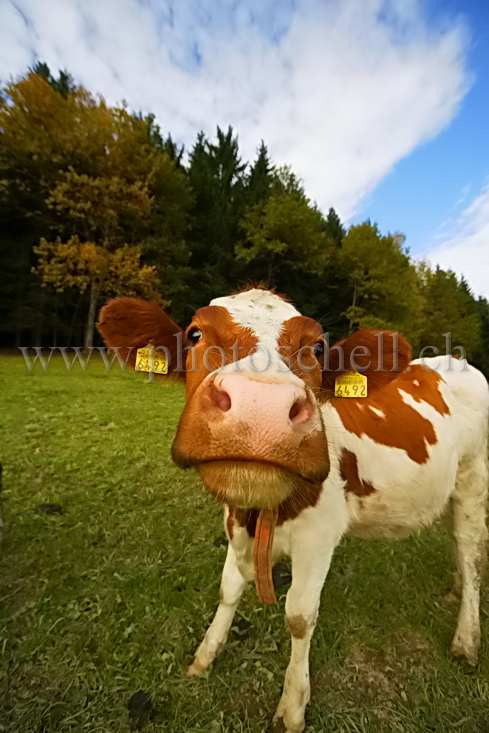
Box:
(97, 298, 186, 376)
(322, 328, 412, 397)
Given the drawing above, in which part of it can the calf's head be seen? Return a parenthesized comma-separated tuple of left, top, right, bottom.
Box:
(98, 288, 330, 509)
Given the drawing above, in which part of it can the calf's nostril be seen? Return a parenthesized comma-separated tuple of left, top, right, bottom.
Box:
(289, 398, 311, 424)
(289, 400, 301, 421)
(213, 382, 232, 412)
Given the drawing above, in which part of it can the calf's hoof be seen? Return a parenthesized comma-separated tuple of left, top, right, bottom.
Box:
(271, 714, 305, 733)
(451, 635, 479, 667)
(270, 719, 286, 733)
(186, 660, 207, 678)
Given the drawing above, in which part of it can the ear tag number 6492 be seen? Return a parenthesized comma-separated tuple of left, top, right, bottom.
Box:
(135, 344, 168, 375)
(334, 372, 367, 398)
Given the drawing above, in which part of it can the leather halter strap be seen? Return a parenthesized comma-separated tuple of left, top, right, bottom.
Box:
(253, 507, 278, 604)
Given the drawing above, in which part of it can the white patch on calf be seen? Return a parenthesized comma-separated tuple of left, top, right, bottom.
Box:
(211, 289, 300, 368)
(369, 406, 385, 418)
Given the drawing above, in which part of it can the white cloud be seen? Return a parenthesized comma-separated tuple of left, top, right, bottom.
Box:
(0, 0, 469, 219)
(424, 184, 489, 300)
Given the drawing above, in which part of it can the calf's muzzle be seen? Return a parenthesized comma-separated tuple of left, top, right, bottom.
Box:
(171, 372, 329, 509)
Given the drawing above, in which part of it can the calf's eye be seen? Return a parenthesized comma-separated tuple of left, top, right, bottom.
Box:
(313, 341, 325, 358)
(188, 327, 203, 345)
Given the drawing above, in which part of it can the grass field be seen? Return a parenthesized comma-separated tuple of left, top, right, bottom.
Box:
(1, 353, 489, 732)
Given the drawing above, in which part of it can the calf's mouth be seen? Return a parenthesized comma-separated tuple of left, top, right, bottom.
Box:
(196, 459, 296, 509)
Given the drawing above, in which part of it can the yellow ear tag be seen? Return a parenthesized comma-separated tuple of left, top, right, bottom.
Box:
(135, 344, 168, 375)
(334, 372, 367, 398)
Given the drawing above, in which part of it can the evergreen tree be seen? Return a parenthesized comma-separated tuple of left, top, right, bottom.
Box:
(30, 61, 76, 97)
(237, 187, 331, 283)
(416, 266, 481, 360)
(324, 207, 345, 247)
(162, 135, 185, 167)
(338, 222, 422, 342)
(279, 206, 350, 339)
(245, 141, 273, 205)
(186, 127, 248, 312)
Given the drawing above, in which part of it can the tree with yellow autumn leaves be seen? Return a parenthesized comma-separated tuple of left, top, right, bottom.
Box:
(0, 69, 188, 347)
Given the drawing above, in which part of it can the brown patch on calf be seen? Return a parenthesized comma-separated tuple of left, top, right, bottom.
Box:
(278, 316, 325, 396)
(228, 476, 323, 535)
(340, 449, 376, 497)
(394, 366, 451, 416)
(287, 614, 308, 639)
(228, 506, 258, 537)
(184, 305, 258, 400)
(279, 476, 324, 522)
(333, 364, 450, 464)
(226, 512, 235, 541)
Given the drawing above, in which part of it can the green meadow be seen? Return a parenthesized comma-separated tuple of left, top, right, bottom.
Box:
(1, 354, 488, 732)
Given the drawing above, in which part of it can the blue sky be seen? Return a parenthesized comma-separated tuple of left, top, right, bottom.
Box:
(356, 0, 489, 292)
(1, 0, 488, 297)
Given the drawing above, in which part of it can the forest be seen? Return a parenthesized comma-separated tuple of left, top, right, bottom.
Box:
(1, 65, 488, 374)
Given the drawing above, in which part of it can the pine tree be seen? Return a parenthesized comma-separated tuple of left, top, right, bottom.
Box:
(416, 267, 481, 360)
(30, 61, 76, 97)
(338, 222, 421, 341)
(324, 207, 345, 247)
(246, 141, 273, 205)
(186, 127, 248, 311)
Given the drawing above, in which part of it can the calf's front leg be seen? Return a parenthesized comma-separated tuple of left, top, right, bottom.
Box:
(187, 531, 251, 676)
(273, 515, 345, 732)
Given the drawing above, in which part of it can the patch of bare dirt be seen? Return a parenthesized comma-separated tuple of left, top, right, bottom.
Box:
(347, 645, 399, 697)
(390, 630, 434, 667)
(313, 632, 435, 727)
(226, 691, 265, 719)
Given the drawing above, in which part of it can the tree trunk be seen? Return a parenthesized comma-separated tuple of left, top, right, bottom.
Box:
(67, 293, 83, 347)
(266, 255, 275, 286)
(84, 284, 100, 350)
(33, 286, 46, 346)
(53, 292, 58, 347)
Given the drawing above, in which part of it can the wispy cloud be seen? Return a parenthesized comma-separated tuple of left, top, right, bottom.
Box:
(0, 0, 469, 219)
(425, 183, 489, 299)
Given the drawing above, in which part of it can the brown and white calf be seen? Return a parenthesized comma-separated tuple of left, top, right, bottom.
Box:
(98, 287, 488, 733)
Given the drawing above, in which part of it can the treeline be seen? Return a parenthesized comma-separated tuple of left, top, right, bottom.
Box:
(1, 65, 488, 374)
